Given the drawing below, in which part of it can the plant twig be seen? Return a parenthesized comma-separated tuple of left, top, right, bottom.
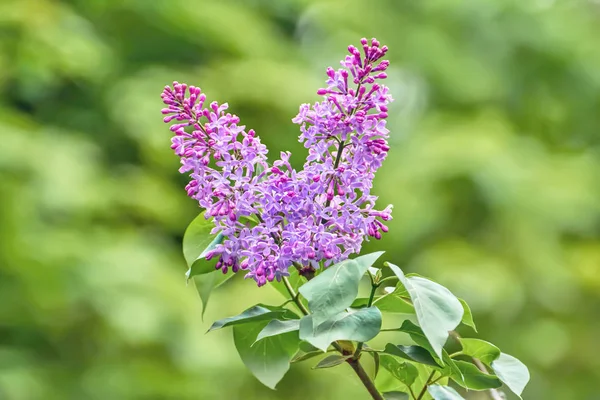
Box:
(354, 272, 378, 359)
(415, 371, 436, 400)
(282, 270, 383, 400)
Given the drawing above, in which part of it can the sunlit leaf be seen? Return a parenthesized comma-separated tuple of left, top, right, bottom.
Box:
(385, 264, 463, 359)
(450, 360, 502, 390)
(491, 353, 530, 399)
(427, 385, 465, 400)
(458, 299, 477, 332)
(458, 338, 500, 365)
(299, 307, 382, 351)
(299, 252, 384, 324)
(192, 271, 234, 319)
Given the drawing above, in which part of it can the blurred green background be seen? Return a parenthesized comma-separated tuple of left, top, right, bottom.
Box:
(1, 0, 599, 399)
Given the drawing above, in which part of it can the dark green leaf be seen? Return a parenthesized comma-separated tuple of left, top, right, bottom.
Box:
(298, 252, 384, 324)
(491, 353, 530, 399)
(382, 391, 410, 400)
(372, 351, 381, 378)
(458, 299, 477, 332)
(382, 343, 439, 367)
(299, 306, 382, 351)
(394, 321, 463, 382)
(379, 355, 419, 386)
(209, 305, 295, 331)
(450, 360, 502, 390)
(233, 321, 299, 389)
(427, 385, 465, 400)
(187, 232, 225, 277)
(255, 319, 300, 342)
(386, 264, 463, 359)
(458, 338, 500, 365)
(313, 354, 351, 369)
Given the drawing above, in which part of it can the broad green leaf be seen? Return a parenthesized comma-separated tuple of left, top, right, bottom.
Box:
(374, 285, 415, 314)
(427, 385, 465, 400)
(450, 360, 502, 390)
(395, 321, 464, 382)
(313, 354, 350, 369)
(382, 343, 439, 367)
(379, 355, 419, 386)
(255, 319, 300, 342)
(192, 270, 234, 319)
(209, 305, 295, 331)
(299, 252, 384, 323)
(233, 321, 299, 389)
(299, 306, 382, 351)
(183, 212, 224, 278)
(458, 338, 500, 365)
(458, 299, 477, 332)
(386, 264, 463, 359)
(382, 391, 410, 400)
(491, 353, 530, 399)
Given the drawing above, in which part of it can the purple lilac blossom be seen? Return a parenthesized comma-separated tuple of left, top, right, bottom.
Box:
(161, 38, 393, 286)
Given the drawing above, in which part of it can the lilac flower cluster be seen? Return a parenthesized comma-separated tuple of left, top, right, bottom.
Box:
(161, 38, 393, 286)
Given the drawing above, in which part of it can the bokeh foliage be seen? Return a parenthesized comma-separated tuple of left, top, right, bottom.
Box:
(0, 0, 599, 399)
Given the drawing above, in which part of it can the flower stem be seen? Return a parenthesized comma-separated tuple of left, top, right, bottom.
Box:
(281, 274, 383, 400)
(354, 272, 378, 358)
(415, 371, 436, 400)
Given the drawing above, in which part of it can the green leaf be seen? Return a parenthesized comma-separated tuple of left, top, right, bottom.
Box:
(298, 252, 384, 324)
(372, 351, 381, 378)
(491, 353, 530, 399)
(394, 321, 463, 382)
(233, 321, 299, 389)
(376, 362, 435, 399)
(183, 212, 225, 278)
(382, 391, 410, 400)
(385, 264, 463, 359)
(427, 385, 465, 400)
(255, 319, 300, 342)
(382, 343, 439, 367)
(209, 305, 296, 331)
(379, 355, 419, 386)
(458, 299, 477, 332)
(192, 270, 234, 319)
(458, 338, 500, 365)
(450, 360, 502, 390)
(313, 354, 350, 369)
(291, 349, 324, 363)
(299, 306, 382, 351)
(374, 286, 415, 314)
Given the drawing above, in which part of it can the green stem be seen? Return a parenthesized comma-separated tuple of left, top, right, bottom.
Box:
(354, 272, 378, 359)
(415, 371, 436, 400)
(281, 276, 309, 316)
(282, 273, 383, 400)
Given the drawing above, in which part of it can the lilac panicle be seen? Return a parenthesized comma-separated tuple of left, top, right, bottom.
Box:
(161, 38, 393, 286)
